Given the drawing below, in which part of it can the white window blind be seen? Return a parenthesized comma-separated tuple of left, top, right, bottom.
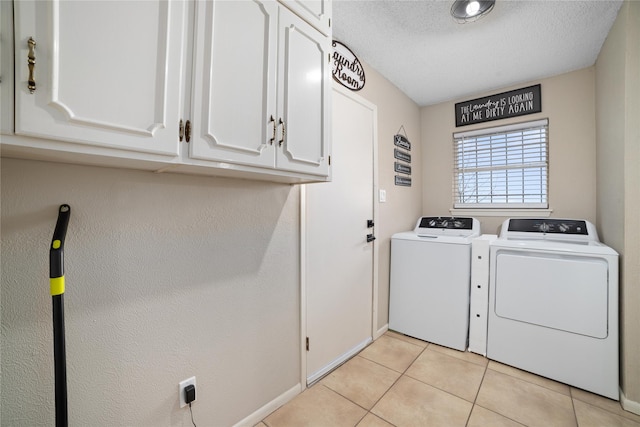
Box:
(453, 119, 548, 209)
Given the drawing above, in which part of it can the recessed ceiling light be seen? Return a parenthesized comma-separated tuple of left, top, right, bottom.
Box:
(451, 0, 495, 23)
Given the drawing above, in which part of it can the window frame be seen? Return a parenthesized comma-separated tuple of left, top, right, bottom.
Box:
(452, 118, 549, 211)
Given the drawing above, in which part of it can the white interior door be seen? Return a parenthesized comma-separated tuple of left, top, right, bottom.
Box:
(304, 85, 376, 384)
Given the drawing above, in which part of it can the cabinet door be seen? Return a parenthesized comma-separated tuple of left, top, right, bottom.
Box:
(13, 1, 185, 156)
(279, 0, 331, 36)
(0, 0, 13, 134)
(275, 7, 330, 177)
(190, 0, 278, 169)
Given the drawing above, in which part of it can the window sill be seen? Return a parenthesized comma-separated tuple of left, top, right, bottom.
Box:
(449, 208, 553, 218)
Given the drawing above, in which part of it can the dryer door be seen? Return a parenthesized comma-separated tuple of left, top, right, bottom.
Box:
(494, 251, 609, 338)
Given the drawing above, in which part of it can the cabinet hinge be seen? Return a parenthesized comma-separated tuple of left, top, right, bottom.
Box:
(306, 337, 310, 351)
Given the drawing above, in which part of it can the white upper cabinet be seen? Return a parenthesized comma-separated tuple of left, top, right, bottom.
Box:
(189, 0, 279, 169)
(275, 7, 330, 176)
(5, 0, 331, 182)
(1, 0, 14, 135)
(13, 0, 186, 157)
(189, 0, 330, 177)
(279, 0, 331, 35)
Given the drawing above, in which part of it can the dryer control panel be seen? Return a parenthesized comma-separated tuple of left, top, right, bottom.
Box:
(501, 218, 601, 242)
(507, 219, 588, 235)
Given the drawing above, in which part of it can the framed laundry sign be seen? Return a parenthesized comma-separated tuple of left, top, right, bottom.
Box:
(332, 40, 366, 91)
(455, 84, 542, 127)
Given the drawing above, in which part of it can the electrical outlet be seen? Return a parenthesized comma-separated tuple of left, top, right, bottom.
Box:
(179, 376, 196, 408)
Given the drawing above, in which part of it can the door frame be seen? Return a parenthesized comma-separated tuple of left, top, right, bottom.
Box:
(299, 83, 379, 387)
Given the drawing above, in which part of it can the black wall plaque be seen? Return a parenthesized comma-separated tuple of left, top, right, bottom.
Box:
(394, 162, 411, 175)
(455, 84, 542, 127)
(394, 134, 411, 150)
(395, 176, 412, 187)
(394, 149, 411, 163)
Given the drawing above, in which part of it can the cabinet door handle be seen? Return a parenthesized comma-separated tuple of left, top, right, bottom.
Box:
(27, 37, 36, 93)
(269, 115, 276, 145)
(278, 118, 286, 146)
(185, 120, 191, 143)
(179, 119, 184, 142)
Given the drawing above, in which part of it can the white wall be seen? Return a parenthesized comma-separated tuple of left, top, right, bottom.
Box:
(357, 62, 422, 332)
(596, 0, 640, 410)
(420, 68, 598, 235)
(1, 159, 301, 426)
(0, 59, 423, 427)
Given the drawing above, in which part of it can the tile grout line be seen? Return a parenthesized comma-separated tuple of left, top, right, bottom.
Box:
(350, 332, 638, 427)
(382, 334, 581, 426)
(317, 333, 426, 427)
(569, 389, 640, 426)
(357, 334, 427, 374)
(385, 338, 534, 426)
(467, 363, 527, 427)
(377, 334, 492, 425)
(569, 388, 580, 426)
(463, 360, 489, 426)
(312, 384, 370, 427)
(356, 338, 431, 426)
(263, 331, 640, 427)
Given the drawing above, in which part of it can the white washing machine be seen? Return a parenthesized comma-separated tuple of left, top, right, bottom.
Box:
(487, 218, 619, 400)
(389, 216, 480, 351)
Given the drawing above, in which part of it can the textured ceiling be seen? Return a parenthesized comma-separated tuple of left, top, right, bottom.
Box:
(332, 0, 623, 106)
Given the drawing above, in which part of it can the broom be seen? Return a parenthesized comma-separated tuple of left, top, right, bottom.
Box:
(50, 204, 70, 427)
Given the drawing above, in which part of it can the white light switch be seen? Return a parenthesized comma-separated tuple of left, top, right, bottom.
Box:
(379, 189, 387, 203)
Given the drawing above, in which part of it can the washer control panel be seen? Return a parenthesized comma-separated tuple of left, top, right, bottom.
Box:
(414, 216, 480, 237)
(417, 216, 474, 230)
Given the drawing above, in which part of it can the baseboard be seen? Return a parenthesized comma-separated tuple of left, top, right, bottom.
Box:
(234, 327, 391, 426)
(620, 388, 640, 415)
(374, 324, 388, 340)
(233, 383, 302, 427)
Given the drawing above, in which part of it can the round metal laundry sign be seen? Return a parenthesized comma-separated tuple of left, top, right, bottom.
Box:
(332, 40, 365, 91)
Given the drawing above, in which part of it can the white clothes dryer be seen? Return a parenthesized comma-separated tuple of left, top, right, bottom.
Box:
(487, 218, 619, 400)
(389, 217, 480, 351)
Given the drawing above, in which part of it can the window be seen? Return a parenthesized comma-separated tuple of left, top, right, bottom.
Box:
(453, 119, 548, 209)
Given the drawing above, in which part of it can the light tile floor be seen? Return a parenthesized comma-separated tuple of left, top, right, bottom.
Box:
(260, 331, 640, 427)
